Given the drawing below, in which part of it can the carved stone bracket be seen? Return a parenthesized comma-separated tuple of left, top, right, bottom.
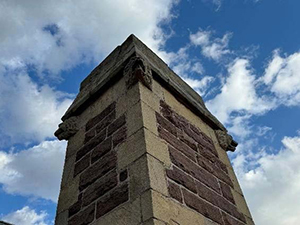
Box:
(215, 130, 238, 152)
(124, 56, 152, 90)
(54, 116, 79, 140)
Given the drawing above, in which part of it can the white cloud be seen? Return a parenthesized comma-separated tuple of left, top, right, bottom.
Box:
(0, 140, 66, 202)
(190, 29, 232, 61)
(234, 135, 300, 225)
(0, 0, 177, 75)
(0, 71, 72, 147)
(1, 206, 48, 225)
(183, 76, 215, 96)
(206, 58, 275, 124)
(263, 50, 300, 106)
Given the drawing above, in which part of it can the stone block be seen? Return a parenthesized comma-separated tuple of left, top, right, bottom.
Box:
(117, 128, 146, 170)
(55, 210, 68, 225)
(74, 152, 91, 177)
(147, 154, 168, 196)
(168, 180, 183, 203)
(91, 137, 112, 164)
(56, 177, 80, 214)
(128, 154, 150, 200)
(82, 170, 118, 207)
(69, 203, 95, 225)
(112, 126, 127, 148)
(61, 153, 76, 189)
(233, 190, 252, 219)
(144, 129, 171, 168)
(158, 126, 196, 162)
(79, 151, 117, 191)
(220, 181, 235, 204)
(76, 129, 106, 161)
(182, 189, 223, 224)
(96, 182, 129, 219)
(92, 197, 141, 225)
(86, 102, 116, 131)
(168, 146, 220, 193)
(166, 166, 197, 194)
(107, 114, 126, 137)
(142, 190, 206, 225)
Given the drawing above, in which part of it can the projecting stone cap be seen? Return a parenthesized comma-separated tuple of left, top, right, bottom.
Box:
(57, 34, 237, 148)
(54, 116, 79, 140)
(215, 130, 238, 152)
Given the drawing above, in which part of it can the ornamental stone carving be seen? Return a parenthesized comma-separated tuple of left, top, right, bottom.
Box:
(123, 56, 152, 90)
(215, 130, 238, 152)
(54, 116, 79, 140)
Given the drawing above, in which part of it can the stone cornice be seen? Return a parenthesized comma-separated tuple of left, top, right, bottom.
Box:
(58, 34, 237, 148)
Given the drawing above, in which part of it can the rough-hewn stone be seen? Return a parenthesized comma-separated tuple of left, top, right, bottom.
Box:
(220, 181, 235, 204)
(74, 153, 90, 177)
(68, 203, 95, 225)
(91, 137, 112, 164)
(107, 114, 126, 136)
(86, 102, 116, 131)
(166, 166, 197, 194)
(77, 129, 106, 161)
(82, 170, 118, 207)
(79, 151, 116, 191)
(168, 181, 182, 203)
(96, 182, 129, 218)
(182, 189, 223, 224)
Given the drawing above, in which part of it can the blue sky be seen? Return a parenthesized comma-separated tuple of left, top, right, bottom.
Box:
(0, 0, 300, 224)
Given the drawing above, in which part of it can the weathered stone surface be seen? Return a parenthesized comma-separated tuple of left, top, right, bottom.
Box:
(107, 114, 126, 136)
(95, 111, 116, 134)
(156, 112, 177, 137)
(158, 126, 196, 162)
(86, 102, 116, 131)
(84, 127, 96, 144)
(177, 130, 197, 152)
(222, 212, 246, 225)
(168, 146, 220, 193)
(96, 182, 129, 218)
(124, 56, 152, 90)
(195, 179, 244, 222)
(148, 154, 168, 196)
(68, 203, 95, 225)
(220, 181, 235, 204)
(82, 170, 118, 207)
(76, 129, 106, 161)
(182, 189, 223, 224)
(91, 137, 112, 164)
(93, 197, 141, 225)
(112, 125, 127, 148)
(69, 193, 82, 218)
(168, 181, 182, 203)
(74, 153, 90, 177)
(166, 166, 197, 193)
(79, 151, 116, 191)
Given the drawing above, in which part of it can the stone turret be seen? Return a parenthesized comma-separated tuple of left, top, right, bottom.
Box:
(54, 34, 254, 225)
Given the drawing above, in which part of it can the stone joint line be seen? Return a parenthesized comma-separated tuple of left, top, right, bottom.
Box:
(68, 102, 129, 225)
(157, 100, 246, 225)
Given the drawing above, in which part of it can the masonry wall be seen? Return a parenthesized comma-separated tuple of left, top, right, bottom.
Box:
(55, 66, 254, 225)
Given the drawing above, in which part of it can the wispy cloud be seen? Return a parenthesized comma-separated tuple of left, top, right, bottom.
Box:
(190, 29, 232, 62)
(1, 206, 49, 225)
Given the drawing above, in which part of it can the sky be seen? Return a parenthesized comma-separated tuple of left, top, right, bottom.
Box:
(0, 0, 300, 224)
